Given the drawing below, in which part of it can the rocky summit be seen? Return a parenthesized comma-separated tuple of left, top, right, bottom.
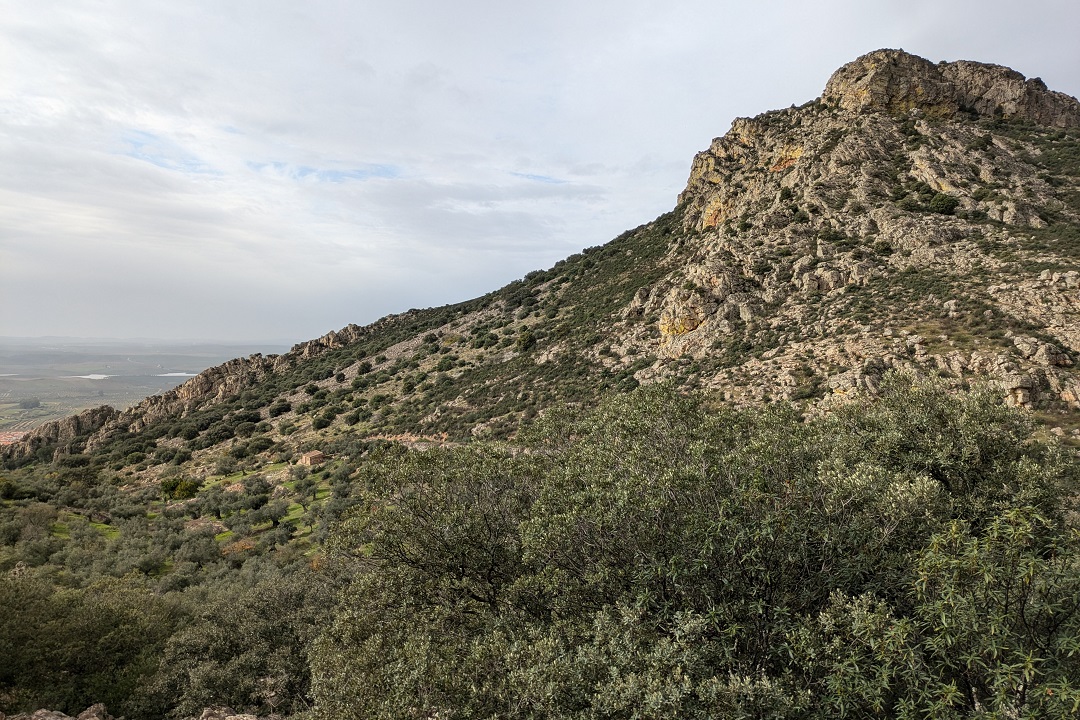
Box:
(662, 49, 1080, 411)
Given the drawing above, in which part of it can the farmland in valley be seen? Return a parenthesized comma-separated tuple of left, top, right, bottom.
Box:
(0, 338, 288, 432)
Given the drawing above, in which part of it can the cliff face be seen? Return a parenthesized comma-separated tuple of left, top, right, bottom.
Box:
(620, 50, 1080, 413)
(822, 49, 1080, 127)
(8, 406, 121, 462)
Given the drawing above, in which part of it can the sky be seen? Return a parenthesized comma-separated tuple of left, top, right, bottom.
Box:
(2, 1, 1078, 344)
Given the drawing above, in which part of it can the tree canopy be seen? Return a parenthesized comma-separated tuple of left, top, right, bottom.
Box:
(2, 375, 1078, 718)
(311, 376, 1080, 719)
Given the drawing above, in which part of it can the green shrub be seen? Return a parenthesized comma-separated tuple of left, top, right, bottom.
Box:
(897, 194, 922, 211)
(268, 400, 291, 418)
(515, 329, 537, 352)
(929, 192, 960, 214)
(0, 576, 180, 718)
(311, 377, 1080, 719)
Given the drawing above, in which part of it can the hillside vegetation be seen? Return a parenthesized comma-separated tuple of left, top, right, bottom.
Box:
(3, 378, 1080, 718)
(2, 49, 1080, 719)
(311, 377, 1080, 719)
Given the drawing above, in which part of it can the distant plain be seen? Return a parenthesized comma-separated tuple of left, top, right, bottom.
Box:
(0, 338, 289, 432)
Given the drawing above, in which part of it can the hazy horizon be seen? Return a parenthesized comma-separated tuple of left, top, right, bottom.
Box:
(3, 1, 1079, 342)
(0, 335, 298, 347)
(0, 335, 294, 431)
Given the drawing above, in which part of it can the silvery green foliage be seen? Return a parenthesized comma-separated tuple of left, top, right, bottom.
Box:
(311, 376, 1079, 719)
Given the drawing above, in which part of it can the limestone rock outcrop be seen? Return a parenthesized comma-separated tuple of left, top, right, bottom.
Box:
(187, 707, 282, 720)
(822, 49, 1080, 128)
(648, 50, 1080, 415)
(4, 405, 120, 461)
(3, 704, 114, 720)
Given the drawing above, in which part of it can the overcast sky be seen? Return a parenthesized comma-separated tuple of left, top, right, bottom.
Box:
(2, 1, 1078, 343)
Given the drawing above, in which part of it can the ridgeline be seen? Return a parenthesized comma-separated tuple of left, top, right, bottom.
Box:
(2, 50, 1080, 719)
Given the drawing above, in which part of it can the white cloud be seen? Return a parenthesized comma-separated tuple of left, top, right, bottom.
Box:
(2, 0, 1078, 341)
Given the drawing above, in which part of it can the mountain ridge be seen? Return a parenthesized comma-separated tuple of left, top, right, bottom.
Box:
(5, 48, 1080, 470)
(3, 48, 1080, 720)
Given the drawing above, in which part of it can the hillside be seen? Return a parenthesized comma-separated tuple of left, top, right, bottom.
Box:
(2, 49, 1080, 719)
(6, 51, 1080, 479)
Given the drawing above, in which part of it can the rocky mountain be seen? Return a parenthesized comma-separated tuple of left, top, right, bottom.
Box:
(4, 48, 1080, 720)
(5, 48, 1080, 472)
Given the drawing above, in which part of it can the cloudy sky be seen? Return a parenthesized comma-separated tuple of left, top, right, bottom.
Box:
(2, 1, 1078, 343)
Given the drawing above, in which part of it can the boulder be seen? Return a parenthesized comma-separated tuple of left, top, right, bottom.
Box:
(6, 706, 114, 720)
(823, 49, 1080, 127)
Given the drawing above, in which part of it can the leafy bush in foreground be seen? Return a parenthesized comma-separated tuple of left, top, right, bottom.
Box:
(312, 376, 1080, 719)
(2, 375, 1076, 719)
